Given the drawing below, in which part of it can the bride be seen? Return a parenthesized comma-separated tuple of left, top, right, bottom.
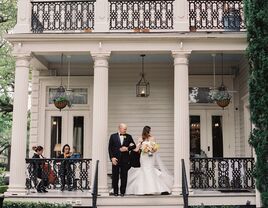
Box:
(125, 126, 173, 195)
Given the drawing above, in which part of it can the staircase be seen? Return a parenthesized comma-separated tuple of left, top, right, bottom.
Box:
(73, 195, 184, 208)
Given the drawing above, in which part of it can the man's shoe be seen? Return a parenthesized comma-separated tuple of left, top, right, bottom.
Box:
(36, 189, 43, 193)
(114, 193, 118, 196)
(42, 189, 48, 193)
(120, 193, 125, 197)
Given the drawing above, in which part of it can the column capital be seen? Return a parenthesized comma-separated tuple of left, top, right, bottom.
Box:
(91, 52, 111, 68)
(172, 51, 191, 66)
(13, 53, 32, 68)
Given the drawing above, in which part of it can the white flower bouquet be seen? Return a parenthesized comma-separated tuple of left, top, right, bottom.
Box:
(141, 141, 159, 157)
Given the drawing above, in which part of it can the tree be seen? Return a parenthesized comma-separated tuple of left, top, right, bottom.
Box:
(0, 0, 17, 168)
(244, 0, 268, 206)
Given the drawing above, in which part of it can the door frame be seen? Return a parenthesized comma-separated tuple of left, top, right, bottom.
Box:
(45, 110, 91, 158)
(190, 108, 233, 157)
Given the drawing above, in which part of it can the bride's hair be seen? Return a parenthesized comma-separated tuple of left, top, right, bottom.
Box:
(142, 126, 151, 140)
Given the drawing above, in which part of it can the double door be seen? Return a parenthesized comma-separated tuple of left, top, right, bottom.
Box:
(190, 109, 229, 157)
(45, 111, 91, 158)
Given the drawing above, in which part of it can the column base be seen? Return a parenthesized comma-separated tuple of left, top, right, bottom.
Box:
(97, 186, 109, 196)
(6, 185, 27, 196)
(13, 24, 31, 34)
(171, 185, 182, 195)
(173, 21, 189, 32)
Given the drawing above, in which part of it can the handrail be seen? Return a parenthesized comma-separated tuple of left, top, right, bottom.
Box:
(182, 159, 189, 208)
(92, 160, 99, 208)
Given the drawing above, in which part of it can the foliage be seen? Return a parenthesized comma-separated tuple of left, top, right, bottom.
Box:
(53, 96, 69, 103)
(3, 201, 72, 208)
(209, 89, 232, 101)
(244, 0, 268, 207)
(0, 167, 5, 186)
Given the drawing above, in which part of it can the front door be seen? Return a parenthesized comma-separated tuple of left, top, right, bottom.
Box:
(190, 110, 227, 157)
(45, 111, 91, 158)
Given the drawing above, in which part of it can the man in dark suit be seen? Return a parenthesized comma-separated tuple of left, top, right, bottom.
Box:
(108, 123, 136, 196)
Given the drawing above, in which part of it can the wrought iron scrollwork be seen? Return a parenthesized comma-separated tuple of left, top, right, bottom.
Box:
(31, 0, 96, 33)
(188, 0, 246, 31)
(109, 0, 174, 30)
(26, 158, 92, 192)
(190, 157, 255, 191)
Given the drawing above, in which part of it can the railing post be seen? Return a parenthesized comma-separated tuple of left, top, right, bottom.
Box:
(174, 0, 189, 31)
(94, 0, 109, 32)
(13, 0, 31, 33)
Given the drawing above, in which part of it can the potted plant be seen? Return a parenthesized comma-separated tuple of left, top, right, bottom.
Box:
(53, 96, 70, 111)
(210, 87, 232, 108)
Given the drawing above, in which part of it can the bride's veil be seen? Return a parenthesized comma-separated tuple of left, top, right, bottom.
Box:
(154, 152, 174, 189)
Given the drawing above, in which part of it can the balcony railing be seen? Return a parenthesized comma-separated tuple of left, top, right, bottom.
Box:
(109, 0, 174, 30)
(31, 0, 96, 33)
(188, 0, 246, 31)
(190, 157, 255, 191)
(25, 158, 92, 192)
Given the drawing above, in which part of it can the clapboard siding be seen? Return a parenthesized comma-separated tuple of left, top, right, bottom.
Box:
(238, 57, 250, 156)
(108, 63, 174, 179)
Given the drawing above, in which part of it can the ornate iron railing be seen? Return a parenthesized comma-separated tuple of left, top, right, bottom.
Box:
(92, 160, 99, 208)
(109, 0, 174, 30)
(26, 158, 92, 192)
(188, 0, 246, 31)
(31, 0, 96, 33)
(190, 157, 255, 191)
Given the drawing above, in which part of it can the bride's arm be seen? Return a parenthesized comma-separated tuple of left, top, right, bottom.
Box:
(133, 137, 143, 152)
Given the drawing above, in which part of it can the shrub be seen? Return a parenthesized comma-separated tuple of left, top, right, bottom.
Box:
(3, 201, 72, 208)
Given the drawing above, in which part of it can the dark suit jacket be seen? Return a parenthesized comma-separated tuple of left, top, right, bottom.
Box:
(108, 133, 136, 164)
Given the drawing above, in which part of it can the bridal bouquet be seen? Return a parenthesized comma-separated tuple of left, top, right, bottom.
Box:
(141, 141, 159, 157)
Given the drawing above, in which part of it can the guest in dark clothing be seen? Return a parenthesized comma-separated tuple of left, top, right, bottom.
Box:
(58, 144, 73, 191)
(32, 146, 48, 193)
(108, 123, 136, 196)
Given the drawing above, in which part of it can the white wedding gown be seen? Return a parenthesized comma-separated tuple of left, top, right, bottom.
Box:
(126, 145, 173, 195)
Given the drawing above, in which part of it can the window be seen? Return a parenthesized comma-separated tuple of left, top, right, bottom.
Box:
(48, 88, 88, 105)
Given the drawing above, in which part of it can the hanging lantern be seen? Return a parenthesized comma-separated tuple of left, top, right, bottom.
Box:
(136, 54, 150, 97)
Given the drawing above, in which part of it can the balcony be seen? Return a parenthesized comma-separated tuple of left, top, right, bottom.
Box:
(30, 0, 245, 33)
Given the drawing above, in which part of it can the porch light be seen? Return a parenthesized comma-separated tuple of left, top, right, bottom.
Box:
(136, 54, 150, 97)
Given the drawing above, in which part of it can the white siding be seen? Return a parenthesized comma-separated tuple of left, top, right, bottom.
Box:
(108, 63, 174, 176)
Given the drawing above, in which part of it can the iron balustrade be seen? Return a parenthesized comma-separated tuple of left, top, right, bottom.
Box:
(25, 158, 92, 192)
(190, 157, 255, 191)
(31, 0, 96, 33)
(188, 0, 246, 31)
(109, 0, 174, 30)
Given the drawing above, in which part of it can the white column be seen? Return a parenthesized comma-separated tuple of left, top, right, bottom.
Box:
(8, 54, 31, 193)
(172, 51, 190, 195)
(13, 0, 31, 33)
(94, 0, 109, 32)
(173, 0, 189, 31)
(91, 52, 110, 195)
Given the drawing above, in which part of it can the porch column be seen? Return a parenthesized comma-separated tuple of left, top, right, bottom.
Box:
(8, 54, 31, 193)
(172, 51, 191, 195)
(91, 52, 111, 195)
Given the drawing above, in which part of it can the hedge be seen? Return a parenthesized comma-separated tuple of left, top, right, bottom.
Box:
(3, 201, 72, 208)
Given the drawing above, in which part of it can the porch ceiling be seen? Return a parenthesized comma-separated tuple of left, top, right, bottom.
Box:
(35, 53, 244, 76)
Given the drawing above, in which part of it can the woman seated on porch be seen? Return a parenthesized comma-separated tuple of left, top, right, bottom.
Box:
(57, 144, 73, 191)
(32, 146, 48, 193)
